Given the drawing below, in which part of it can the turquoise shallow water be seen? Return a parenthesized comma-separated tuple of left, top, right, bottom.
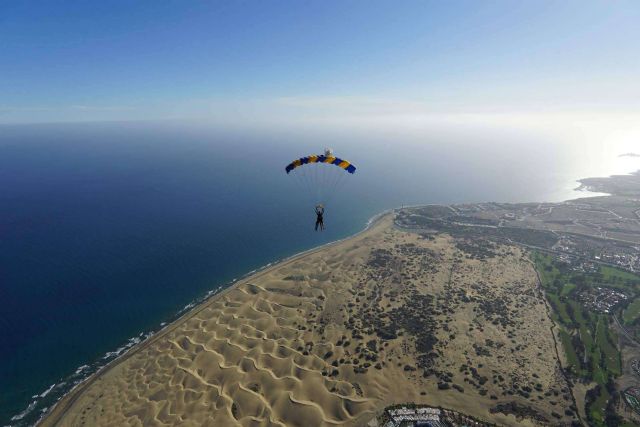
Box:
(0, 121, 634, 425)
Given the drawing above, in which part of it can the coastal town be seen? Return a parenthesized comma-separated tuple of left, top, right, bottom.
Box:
(578, 287, 628, 314)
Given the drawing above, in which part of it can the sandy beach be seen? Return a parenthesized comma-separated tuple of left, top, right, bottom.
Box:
(40, 212, 572, 426)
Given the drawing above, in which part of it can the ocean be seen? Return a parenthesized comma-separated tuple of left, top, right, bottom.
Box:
(1, 119, 638, 425)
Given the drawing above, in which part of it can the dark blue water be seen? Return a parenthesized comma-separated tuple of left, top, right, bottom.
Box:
(0, 121, 617, 425)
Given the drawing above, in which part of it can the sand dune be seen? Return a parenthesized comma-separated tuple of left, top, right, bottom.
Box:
(41, 214, 572, 426)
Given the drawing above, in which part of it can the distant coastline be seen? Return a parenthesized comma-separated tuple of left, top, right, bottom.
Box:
(575, 169, 640, 198)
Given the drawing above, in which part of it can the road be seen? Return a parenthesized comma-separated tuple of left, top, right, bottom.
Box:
(613, 315, 640, 348)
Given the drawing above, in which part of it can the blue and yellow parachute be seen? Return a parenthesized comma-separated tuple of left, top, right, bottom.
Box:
(285, 154, 356, 174)
(285, 149, 356, 205)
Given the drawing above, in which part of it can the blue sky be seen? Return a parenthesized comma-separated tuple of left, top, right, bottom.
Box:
(1, 1, 639, 123)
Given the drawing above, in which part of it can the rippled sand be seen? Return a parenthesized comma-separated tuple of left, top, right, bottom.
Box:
(41, 214, 571, 426)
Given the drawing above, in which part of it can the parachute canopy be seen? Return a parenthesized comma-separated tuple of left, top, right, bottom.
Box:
(285, 149, 356, 206)
(285, 154, 356, 175)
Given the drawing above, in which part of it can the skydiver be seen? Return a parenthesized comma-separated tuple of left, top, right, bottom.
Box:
(315, 205, 325, 231)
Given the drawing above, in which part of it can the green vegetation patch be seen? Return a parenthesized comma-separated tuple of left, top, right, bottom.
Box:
(623, 298, 640, 325)
(558, 329, 580, 375)
(531, 250, 633, 425)
(561, 282, 576, 297)
(588, 386, 610, 426)
(600, 265, 640, 284)
(547, 293, 571, 325)
(596, 316, 621, 376)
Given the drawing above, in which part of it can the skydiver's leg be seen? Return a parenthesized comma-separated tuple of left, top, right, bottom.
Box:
(315, 219, 319, 231)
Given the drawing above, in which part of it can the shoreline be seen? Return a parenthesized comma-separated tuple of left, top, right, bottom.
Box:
(37, 205, 573, 426)
(26, 168, 640, 426)
(37, 210, 394, 426)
